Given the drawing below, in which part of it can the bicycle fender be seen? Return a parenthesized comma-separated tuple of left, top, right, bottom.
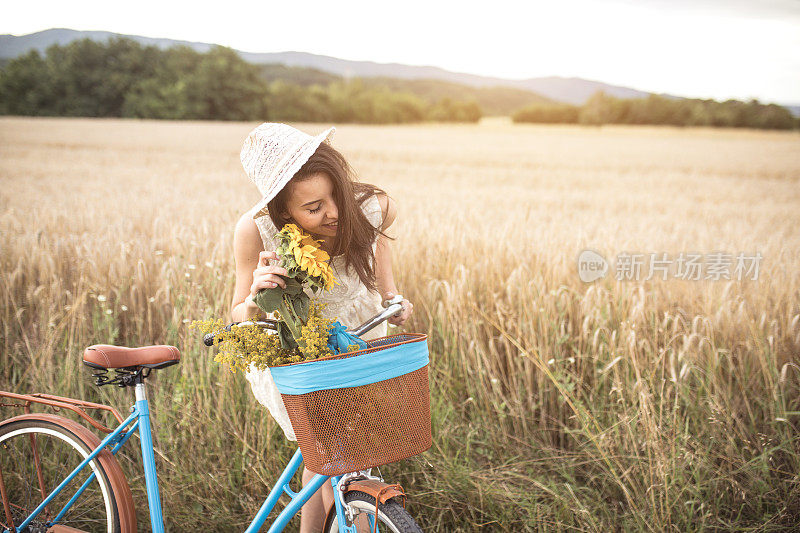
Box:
(1, 413, 138, 532)
(346, 479, 406, 504)
(323, 479, 407, 529)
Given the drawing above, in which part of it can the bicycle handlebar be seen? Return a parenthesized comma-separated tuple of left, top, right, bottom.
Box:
(202, 294, 406, 347)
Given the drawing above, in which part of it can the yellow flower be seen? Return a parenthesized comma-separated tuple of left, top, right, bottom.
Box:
(291, 239, 331, 278)
(282, 223, 303, 239)
(298, 302, 335, 361)
(190, 300, 336, 371)
(321, 264, 337, 290)
(289, 232, 306, 249)
(278, 223, 338, 291)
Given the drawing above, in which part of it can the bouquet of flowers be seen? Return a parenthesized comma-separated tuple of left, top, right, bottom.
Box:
(253, 223, 336, 350)
(191, 223, 365, 373)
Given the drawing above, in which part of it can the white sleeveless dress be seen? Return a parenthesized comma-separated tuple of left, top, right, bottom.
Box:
(245, 193, 388, 441)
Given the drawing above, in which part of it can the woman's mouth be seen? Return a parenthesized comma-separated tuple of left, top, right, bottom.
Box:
(323, 222, 338, 229)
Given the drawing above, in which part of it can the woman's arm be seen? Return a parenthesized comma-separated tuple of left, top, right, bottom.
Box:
(231, 213, 288, 322)
(374, 193, 413, 326)
(231, 214, 267, 322)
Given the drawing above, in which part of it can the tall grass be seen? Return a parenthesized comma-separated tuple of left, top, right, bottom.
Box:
(1, 117, 799, 531)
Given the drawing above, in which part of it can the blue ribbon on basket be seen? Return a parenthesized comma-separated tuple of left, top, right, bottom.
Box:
(326, 321, 368, 355)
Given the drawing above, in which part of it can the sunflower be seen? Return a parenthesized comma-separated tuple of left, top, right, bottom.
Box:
(282, 223, 307, 248)
(318, 263, 336, 290)
(293, 242, 330, 273)
(278, 223, 338, 290)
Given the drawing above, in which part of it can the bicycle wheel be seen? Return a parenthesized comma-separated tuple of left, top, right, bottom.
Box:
(324, 490, 423, 533)
(0, 415, 134, 533)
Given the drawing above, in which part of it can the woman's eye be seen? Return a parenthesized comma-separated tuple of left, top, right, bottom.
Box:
(308, 205, 321, 214)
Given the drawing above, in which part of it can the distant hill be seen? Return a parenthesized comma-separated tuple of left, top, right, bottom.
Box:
(2, 28, 798, 116)
(0, 28, 218, 57)
(237, 51, 650, 105)
(0, 28, 649, 106)
(255, 69, 555, 116)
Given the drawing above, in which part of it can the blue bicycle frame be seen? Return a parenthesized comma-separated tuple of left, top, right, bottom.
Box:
(9, 382, 364, 533)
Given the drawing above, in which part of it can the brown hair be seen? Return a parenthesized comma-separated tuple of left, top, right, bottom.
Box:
(266, 142, 391, 292)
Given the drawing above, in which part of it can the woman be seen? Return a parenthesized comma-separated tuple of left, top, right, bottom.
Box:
(230, 123, 413, 532)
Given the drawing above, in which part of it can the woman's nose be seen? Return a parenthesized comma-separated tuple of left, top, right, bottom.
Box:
(326, 204, 338, 220)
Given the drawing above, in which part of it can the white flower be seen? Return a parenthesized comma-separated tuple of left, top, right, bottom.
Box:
(188, 264, 196, 270)
(547, 358, 555, 365)
(185, 273, 190, 278)
(105, 309, 112, 315)
(182, 318, 190, 324)
(148, 297, 156, 303)
(120, 305, 128, 312)
(205, 261, 214, 268)
(154, 250, 164, 255)
(97, 295, 107, 302)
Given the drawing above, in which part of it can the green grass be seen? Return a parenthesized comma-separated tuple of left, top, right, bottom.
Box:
(2, 261, 798, 531)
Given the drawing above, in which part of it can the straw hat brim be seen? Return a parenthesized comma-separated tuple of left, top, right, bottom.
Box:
(251, 126, 336, 219)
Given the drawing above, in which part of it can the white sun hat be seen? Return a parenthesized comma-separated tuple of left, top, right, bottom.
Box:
(241, 123, 336, 219)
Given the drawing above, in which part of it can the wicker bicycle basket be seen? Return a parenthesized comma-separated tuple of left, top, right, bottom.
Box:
(270, 333, 431, 475)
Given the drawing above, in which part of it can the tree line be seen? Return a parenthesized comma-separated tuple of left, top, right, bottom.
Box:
(0, 38, 481, 123)
(3, 37, 795, 129)
(513, 92, 798, 130)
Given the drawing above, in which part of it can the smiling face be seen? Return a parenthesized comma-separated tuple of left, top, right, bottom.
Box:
(264, 141, 382, 292)
(280, 173, 339, 238)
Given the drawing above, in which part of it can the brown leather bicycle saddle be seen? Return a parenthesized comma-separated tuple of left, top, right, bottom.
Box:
(83, 344, 181, 369)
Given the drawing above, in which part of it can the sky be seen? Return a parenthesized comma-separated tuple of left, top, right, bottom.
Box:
(3, 0, 800, 104)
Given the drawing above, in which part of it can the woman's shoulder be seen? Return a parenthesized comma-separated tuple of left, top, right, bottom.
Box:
(235, 207, 277, 252)
(361, 191, 395, 231)
(360, 190, 396, 231)
(233, 210, 264, 258)
(236, 206, 265, 234)
(359, 192, 381, 230)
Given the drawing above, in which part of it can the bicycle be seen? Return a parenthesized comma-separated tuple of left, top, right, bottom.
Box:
(0, 296, 429, 532)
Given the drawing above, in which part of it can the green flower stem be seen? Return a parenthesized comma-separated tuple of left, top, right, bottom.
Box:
(279, 295, 303, 342)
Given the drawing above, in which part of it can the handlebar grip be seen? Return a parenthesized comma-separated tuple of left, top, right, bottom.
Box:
(204, 322, 235, 346)
(348, 301, 404, 337)
(203, 332, 219, 347)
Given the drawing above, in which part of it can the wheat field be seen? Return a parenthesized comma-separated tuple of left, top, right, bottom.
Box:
(1, 116, 800, 531)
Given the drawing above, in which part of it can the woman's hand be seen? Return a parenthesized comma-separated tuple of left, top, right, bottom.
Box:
(251, 251, 289, 297)
(384, 292, 413, 327)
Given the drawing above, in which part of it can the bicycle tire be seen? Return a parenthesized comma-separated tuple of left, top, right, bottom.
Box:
(324, 490, 423, 533)
(0, 415, 135, 533)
